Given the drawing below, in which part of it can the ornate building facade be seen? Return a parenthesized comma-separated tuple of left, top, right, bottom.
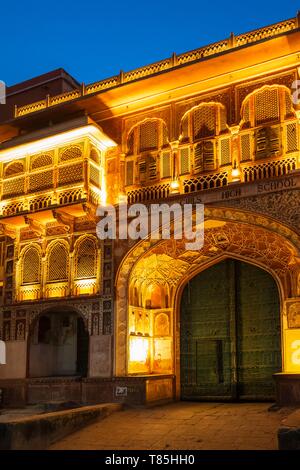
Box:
(0, 15, 300, 406)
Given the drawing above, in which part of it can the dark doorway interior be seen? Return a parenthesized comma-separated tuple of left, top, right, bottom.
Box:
(29, 309, 89, 378)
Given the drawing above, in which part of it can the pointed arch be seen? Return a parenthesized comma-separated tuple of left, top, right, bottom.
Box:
(46, 240, 69, 282)
(74, 235, 98, 280)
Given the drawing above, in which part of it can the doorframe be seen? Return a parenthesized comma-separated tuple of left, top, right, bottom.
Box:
(26, 305, 90, 379)
(173, 253, 285, 400)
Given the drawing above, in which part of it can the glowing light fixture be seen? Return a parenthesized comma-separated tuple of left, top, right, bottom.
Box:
(129, 337, 149, 363)
(231, 161, 241, 182)
(170, 179, 180, 193)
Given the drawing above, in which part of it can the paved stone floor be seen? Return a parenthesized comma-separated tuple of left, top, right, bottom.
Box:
(49, 402, 293, 450)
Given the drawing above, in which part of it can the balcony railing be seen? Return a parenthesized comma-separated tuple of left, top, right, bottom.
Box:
(14, 16, 299, 118)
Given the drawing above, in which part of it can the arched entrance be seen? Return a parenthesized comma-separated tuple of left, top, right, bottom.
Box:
(28, 308, 89, 378)
(180, 259, 281, 401)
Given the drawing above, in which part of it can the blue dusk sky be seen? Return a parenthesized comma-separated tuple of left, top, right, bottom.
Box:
(0, 1, 298, 87)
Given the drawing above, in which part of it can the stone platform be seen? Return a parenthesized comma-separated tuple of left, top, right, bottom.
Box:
(0, 402, 122, 450)
(0, 374, 175, 407)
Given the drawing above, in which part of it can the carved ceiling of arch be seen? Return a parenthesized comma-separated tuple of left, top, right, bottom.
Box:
(128, 220, 297, 291)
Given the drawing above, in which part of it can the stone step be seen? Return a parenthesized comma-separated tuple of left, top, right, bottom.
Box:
(0, 402, 122, 450)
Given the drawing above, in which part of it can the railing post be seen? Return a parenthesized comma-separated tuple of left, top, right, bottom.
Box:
(81, 82, 86, 96)
(46, 94, 50, 107)
(172, 52, 177, 67)
(119, 70, 124, 84)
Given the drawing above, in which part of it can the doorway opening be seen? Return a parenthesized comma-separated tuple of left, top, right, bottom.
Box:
(28, 308, 89, 378)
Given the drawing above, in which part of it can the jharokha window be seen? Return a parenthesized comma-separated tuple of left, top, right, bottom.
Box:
(125, 119, 170, 186)
(179, 103, 228, 175)
(239, 85, 298, 163)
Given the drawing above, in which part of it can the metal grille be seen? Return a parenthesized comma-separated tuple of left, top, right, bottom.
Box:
(184, 172, 228, 193)
(180, 148, 190, 175)
(75, 238, 97, 279)
(22, 247, 40, 284)
(126, 161, 134, 186)
(4, 161, 24, 177)
(161, 151, 171, 178)
(286, 122, 298, 153)
(140, 121, 158, 151)
(29, 170, 53, 192)
(220, 138, 231, 165)
(240, 134, 251, 161)
(255, 88, 279, 125)
(58, 162, 83, 185)
(47, 243, 69, 282)
(59, 145, 82, 162)
(193, 105, 216, 140)
(31, 153, 53, 170)
(243, 157, 296, 182)
(89, 164, 100, 187)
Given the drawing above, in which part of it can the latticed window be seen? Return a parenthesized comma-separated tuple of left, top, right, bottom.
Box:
(161, 152, 171, 178)
(31, 154, 53, 170)
(220, 138, 231, 166)
(180, 148, 190, 175)
(4, 161, 24, 177)
(60, 145, 82, 162)
(47, 242, 69, 282)
(126, 119, 169, 155)
(255, 126, 280, 160)
(75, 238, 97, 279)
(22, 246, 41, 285)
(140, 121, 158, 151)
(286, 122, 298, 153)
(193, 105, 216, 140)
(255, 88, 279, 125)
(240, 134, 251, 161)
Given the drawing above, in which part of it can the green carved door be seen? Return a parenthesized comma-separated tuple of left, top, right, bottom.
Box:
(180, 259, 281, 401)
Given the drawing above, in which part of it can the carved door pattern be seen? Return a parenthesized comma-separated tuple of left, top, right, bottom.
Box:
(180, 259, 281, 401)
